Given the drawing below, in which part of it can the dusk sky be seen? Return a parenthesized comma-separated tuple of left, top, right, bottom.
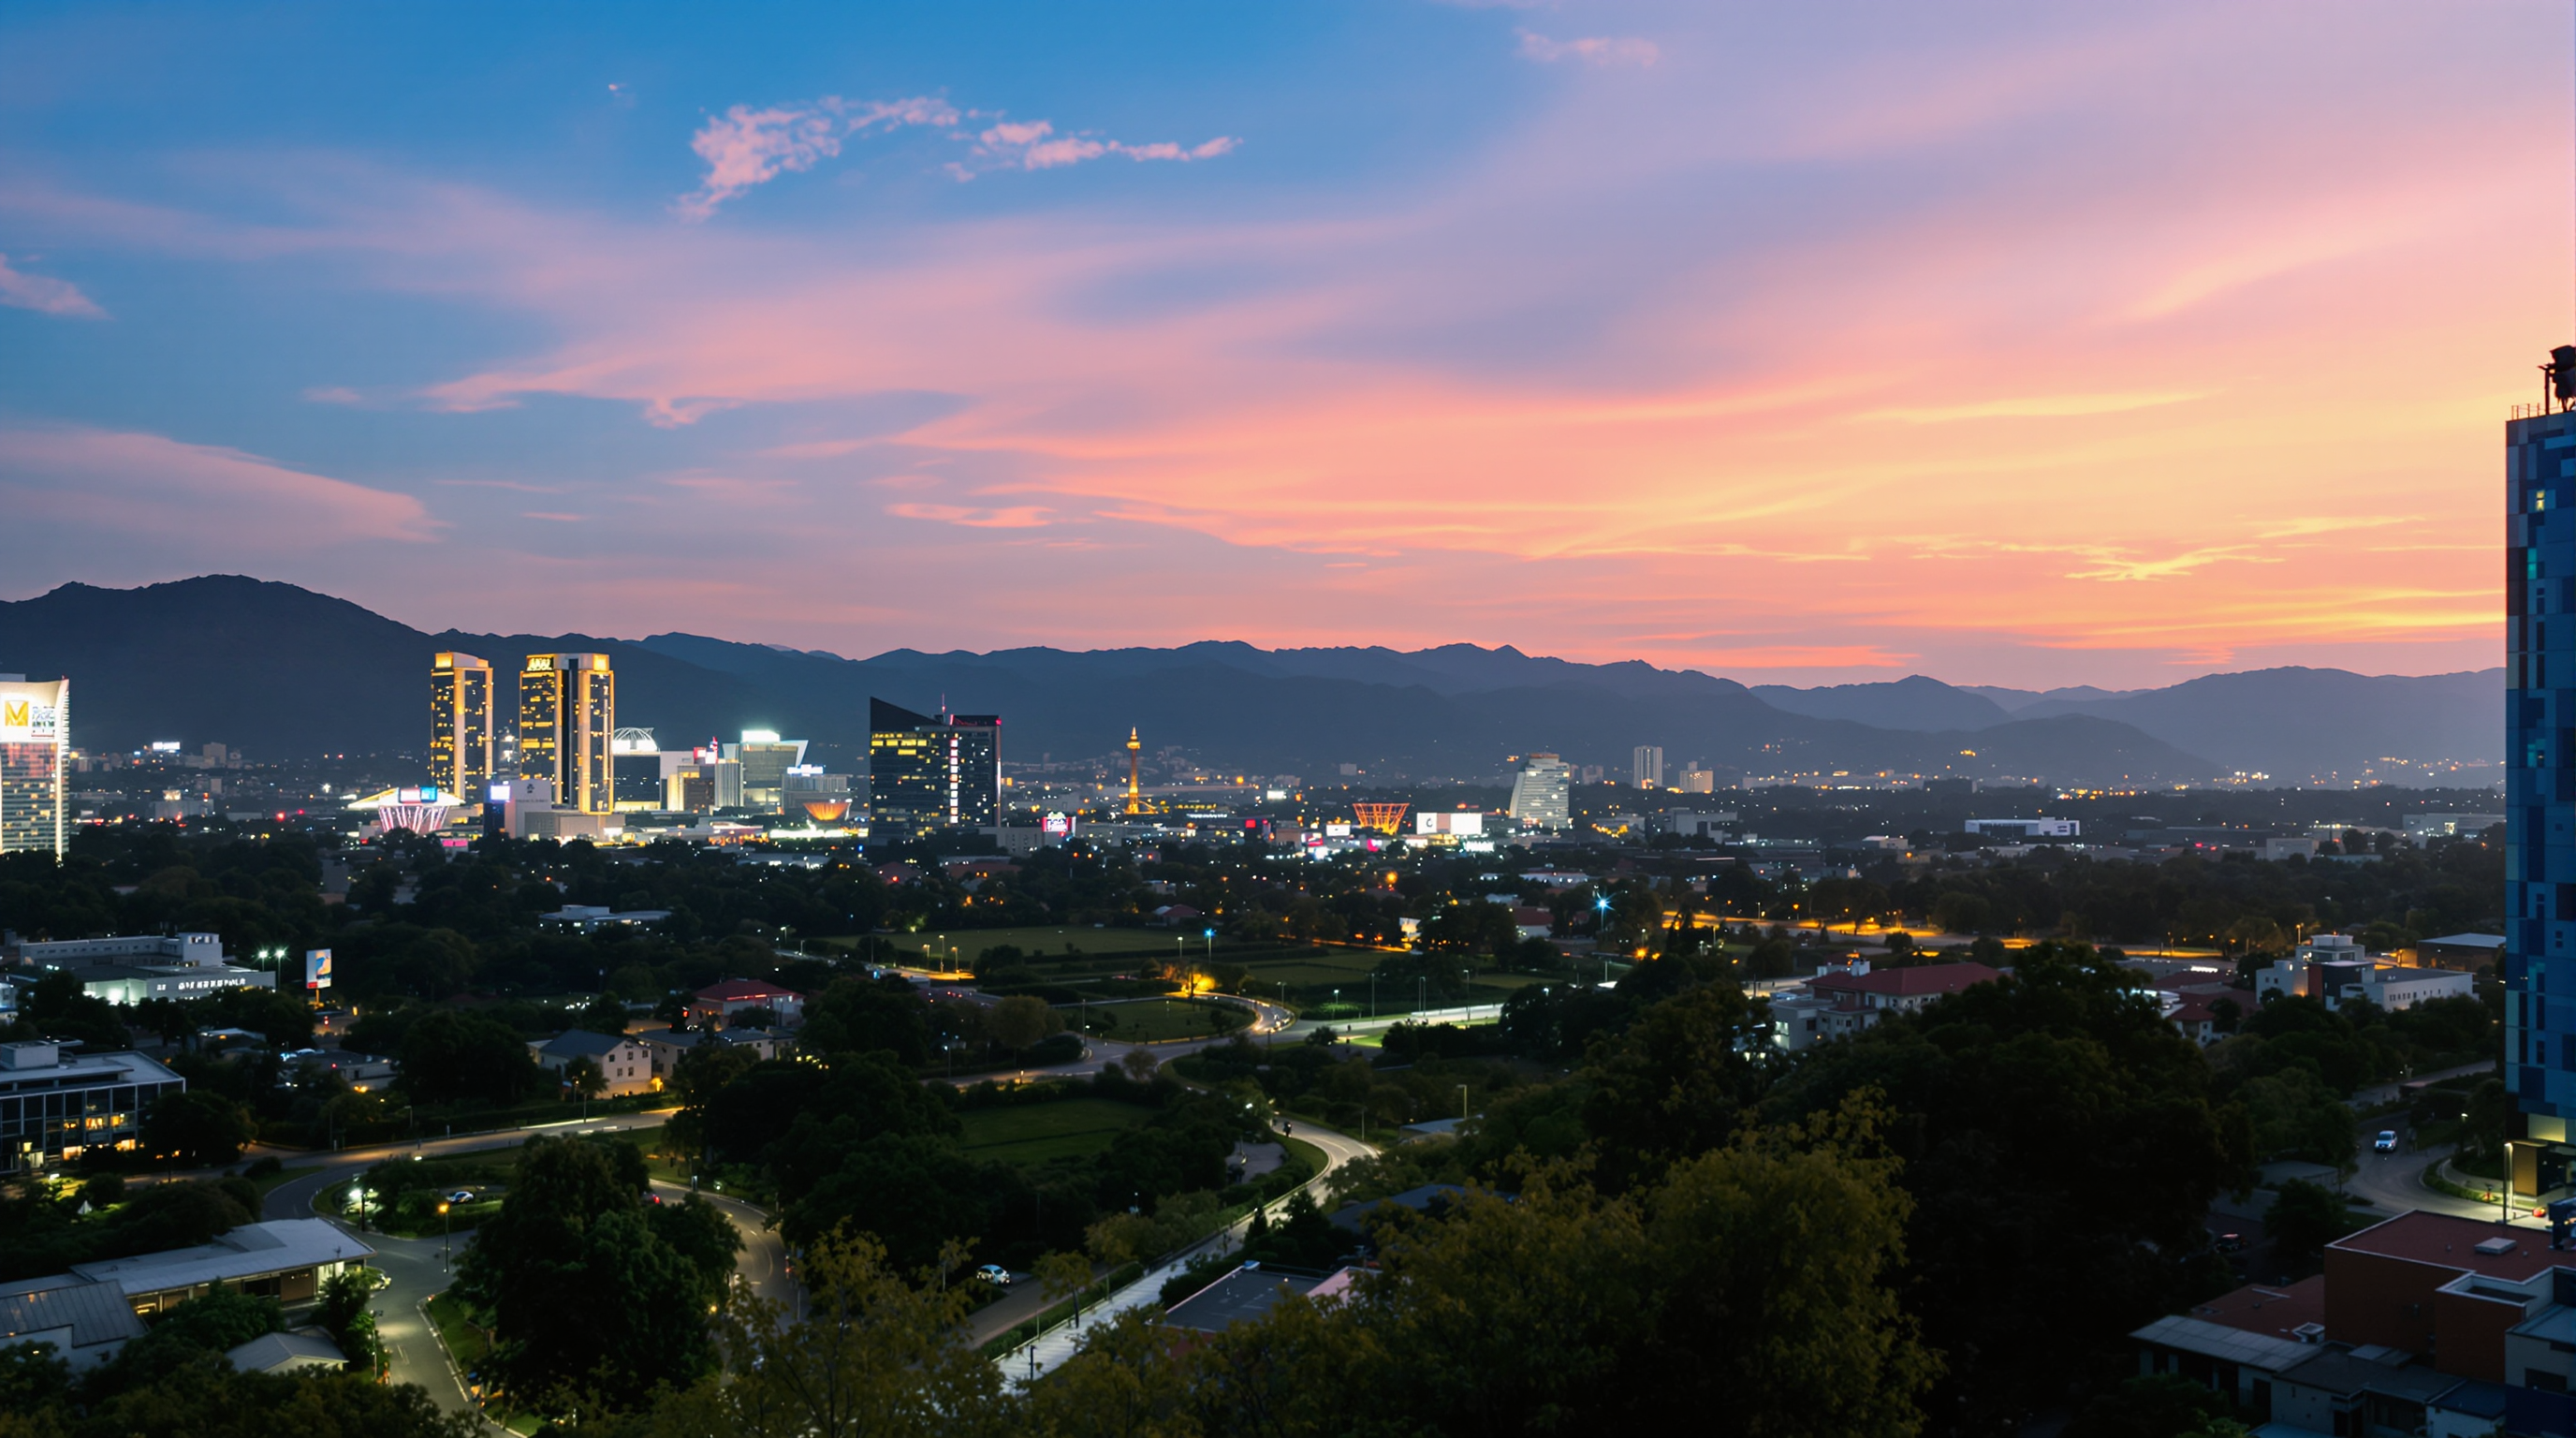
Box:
(0, 3, 2554, 687)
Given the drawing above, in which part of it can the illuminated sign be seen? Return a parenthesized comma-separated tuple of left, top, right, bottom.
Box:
(524, 655, 555, 670)
(741, 729, 782, 744)
(490, 783, 512, 801)
(149, 741, 183, 754)
(1325, 823, 1353, 838)
(0, 684, 64, 743)
(395, 786, 444, 803)
(1040, 813, 1075, 836)
(305, 949, 333, 990)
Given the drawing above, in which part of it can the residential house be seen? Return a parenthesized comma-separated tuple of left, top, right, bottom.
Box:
(528, 1030, 655, 1096)
(1765, 961, 2001, 1053)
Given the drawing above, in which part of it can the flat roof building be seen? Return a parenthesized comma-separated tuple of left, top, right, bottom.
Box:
(518, 653, 615, 814)
(0, 1041, 183, 1173)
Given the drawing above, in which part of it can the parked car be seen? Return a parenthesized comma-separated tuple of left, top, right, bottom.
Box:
(2374, 1131, 2399, 1153)
(977, 1265, 1014, 1286)
(446, 1189, 476, 1204)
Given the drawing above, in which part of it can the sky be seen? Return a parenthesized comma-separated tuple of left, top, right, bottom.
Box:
(0, 2, 2555, 688)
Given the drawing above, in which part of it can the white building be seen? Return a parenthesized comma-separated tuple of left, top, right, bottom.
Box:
(1963, 817, 2080, 839)
(1632, 746, 1664, 789)
(2254, 936, 2476, 1012)
(1507, 754, 1573, 831)
(528, 1030, 656, 1096)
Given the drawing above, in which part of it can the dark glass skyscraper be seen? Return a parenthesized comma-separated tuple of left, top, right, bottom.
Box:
(2508, 394, 2575, 1196)
(867, 698, 999, 839)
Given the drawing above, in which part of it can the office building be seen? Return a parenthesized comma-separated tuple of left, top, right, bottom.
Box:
(1507, 753, 1573, 831)
(726, 730, 808, 812)
(1632, 745, 1663, 789)
(517, 653, 614, 814)
(609, 728, 664, 811)
(0, 1040, 184, 1173)
(0, 677, 68, 858)
(428, 653, 494, 798)
(2511, 383, 2576, 1199)
(867, 699, 998, 839)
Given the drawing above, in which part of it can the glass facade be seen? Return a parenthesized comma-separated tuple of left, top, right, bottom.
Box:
(516, 653, 615, 814)
(0, 1055, 182, 1172)
(868, 698, 999, 838)
(429, 652, 493, 798)
(2509, 407, 2575, 1194)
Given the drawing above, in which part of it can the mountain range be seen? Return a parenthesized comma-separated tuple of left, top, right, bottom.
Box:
(0, 577, 2504, 786)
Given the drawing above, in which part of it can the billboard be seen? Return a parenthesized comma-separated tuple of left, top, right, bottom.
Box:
(1040, 812, 1076, 836)
(0, 684, 64, 744)
(1413, 812, 1486, 837)
(304, 949, 333, 990)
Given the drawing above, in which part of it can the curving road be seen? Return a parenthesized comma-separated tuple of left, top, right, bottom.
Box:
(257, 1113, 789, 1416)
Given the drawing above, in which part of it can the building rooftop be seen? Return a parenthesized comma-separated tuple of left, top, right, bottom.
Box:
(693, 979, 803, 1003)
(2188, 1277, 2326, 1340)
(533, 1030, 636, 1060)
(1814, 962, 2001, 998)
(0, 1273, 147, 1352)
(68, 1219, 373, 1296)
(2128, 1314, 2318, 1374)
(2329, 1211, 2568, 1283)
(225, 1328, 346, 1373)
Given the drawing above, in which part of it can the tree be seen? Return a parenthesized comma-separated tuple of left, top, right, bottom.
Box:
(453, 1137, 727, 1411)
(142, 1090, 256, 1167)
(2265, 1179, 2360, 1273)
(1764, 942, 2251, 1431)
(575, 992, 632, 1036)
(398, 1009, 541, 1108)
(564, 1056, 607, 1107)
(315, 1265, 389, 1375)
(647, 1232, 1005, 1438)
(988, 995, 1061, 1055)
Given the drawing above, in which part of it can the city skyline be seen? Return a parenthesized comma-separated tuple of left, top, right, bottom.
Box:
(0, 3, 2555, 688)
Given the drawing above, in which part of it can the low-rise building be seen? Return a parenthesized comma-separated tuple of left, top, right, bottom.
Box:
(539, 905, 672, 932)
(77, 1218, 373, 1317)
(2254, 940, 2476, 1012)
(0, 1041, 183, 1172)
(2419, 932, 2508, 971)
(528, 1030, 655, 1095)
(5, 931, 275, 1006)
(1765, 961, 2001, 1052)
(686, 980, 805, 1029)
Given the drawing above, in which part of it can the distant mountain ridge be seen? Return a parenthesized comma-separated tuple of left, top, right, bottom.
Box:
(0, 576, 2499, 784)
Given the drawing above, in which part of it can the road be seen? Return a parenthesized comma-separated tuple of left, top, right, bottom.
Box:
(258, 1112, 789, 1416)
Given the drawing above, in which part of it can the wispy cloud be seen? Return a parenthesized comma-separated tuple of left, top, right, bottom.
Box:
(0, 425, 432, 545)
(1859, 391, 2208, 423)
(949, 119, 1237, 178)
(678, 95, 959, 219)
(1517, 31, 1659, 66)
(889, 501, 1058, 528)
(0, 255, 106, 317)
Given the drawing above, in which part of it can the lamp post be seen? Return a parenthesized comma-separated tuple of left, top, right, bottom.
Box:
(438, 1201, 451, 1263)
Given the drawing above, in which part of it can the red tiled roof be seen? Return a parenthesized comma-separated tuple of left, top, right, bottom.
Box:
(694, 979, 803, 1003)
(1813, 961, 2001, 998)
(2329, 1211, 2560, 1282)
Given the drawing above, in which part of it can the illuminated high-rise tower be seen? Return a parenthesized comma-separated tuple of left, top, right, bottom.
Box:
(867, 698, 998, 839)
(2507, 345, 2576, 1199)
(518, 653, 614, 814)
(430, 652, 494, 798)
(0, 676, 68, 856)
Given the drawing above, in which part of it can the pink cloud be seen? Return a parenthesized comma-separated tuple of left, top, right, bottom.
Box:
(0, 426, 434, 550)
(954, 119, 1238, 177)
(0, 255, 106, 317)
(678, 95, 959, 219)
(887, 502, 1058, 528)
(1517, 32, 1660, 66)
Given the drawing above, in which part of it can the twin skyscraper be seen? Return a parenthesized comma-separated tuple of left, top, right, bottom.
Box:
(429, 652, 614, 814)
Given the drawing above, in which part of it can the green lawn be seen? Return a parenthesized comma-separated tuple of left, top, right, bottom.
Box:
(959, 1098, 1155, 1165)
(1085, 998, 1251, 1042)
(427, 1290, 489, 1371)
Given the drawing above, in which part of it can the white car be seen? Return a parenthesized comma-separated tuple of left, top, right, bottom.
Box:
(2374, 1131, 2398, 1153)
(446, 1189, 476, 1204)
(976, 1265, 1013, 1286)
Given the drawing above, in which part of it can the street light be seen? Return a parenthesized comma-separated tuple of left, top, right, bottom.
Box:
(438, 1201, 451, 1263)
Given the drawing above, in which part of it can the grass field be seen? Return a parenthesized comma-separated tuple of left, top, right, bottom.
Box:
(1087, 998, 1251, 1042)
(959, 1098, 1155, 1165)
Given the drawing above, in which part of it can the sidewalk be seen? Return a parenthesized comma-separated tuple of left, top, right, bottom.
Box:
(990, 1120, 1367, 1387)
